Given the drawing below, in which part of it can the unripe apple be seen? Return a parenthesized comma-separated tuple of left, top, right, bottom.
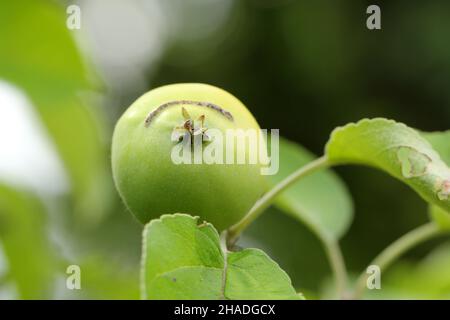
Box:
(112, 83, 267, 230)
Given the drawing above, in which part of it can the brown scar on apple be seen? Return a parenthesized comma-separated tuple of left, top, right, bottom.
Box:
(144, 100, 234, 127)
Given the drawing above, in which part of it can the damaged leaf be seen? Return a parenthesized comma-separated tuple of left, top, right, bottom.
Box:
(325, 118, 450, 214)
(421, 130, 450, 228)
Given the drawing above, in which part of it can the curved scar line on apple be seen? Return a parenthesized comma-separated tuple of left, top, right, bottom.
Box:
(144, 100, 234, 127)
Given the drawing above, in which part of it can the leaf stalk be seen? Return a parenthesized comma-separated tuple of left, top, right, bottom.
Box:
(227, 156, 330, 246)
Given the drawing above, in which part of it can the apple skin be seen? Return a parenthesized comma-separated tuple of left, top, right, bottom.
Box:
(112, 83, 268, 230)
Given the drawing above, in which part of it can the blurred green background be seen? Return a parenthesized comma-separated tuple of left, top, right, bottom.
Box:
(0, 0, 449, 299)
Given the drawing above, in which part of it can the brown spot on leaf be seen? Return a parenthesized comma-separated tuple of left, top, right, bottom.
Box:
(396, 146, 431, 178)
(437, 180, 450, 200)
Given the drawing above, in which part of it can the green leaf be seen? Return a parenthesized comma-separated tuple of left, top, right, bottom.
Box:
(141, 214, 300, 300)
(429, 205, 450, 230)
(0, 185, 59, 299)
(421, 130, 450, 228)
(269, 138, 353, 240)
(325, 118, 450, 214)
(422, 130, 450, 165)
(0, 1, 110, 223)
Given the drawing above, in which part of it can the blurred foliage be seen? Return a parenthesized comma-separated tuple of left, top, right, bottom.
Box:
(269, 137, 353, 241)
(0, 185, 58, 299)
(0, 0, 111, 224)
(364, 242, 450, 299)
(0, 0, 449, 299)
(0, 0, 140, 299)
(64, 257, 139, 300)
(242, 208, 330, 293)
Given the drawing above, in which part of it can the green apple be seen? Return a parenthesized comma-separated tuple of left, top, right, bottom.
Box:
(112, 83, 268, 230)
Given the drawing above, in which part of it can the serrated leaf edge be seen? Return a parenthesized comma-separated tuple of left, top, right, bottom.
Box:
(140, 213, 217, 299)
